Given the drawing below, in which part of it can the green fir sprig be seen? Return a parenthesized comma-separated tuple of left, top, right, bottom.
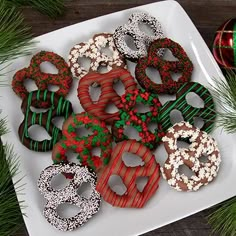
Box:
(0, 118, 25, 236)
(210, 70, 236, 133)
(208, 70, 236, 236)
(7, 0, 65, 18)
(0, 1, 34, 65)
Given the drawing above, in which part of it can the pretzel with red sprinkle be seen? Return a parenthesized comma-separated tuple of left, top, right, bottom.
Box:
(112, 88, 164, 150)
(96, 140, 160, 208)
(78, 68, 137, 124)
(52, 112, 112, 173)
(135, 38, 193, 94)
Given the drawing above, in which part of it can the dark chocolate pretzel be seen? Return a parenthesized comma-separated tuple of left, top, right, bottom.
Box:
(18, 90, 73, 152)
(159, 82, 216, 133)
(135, 38, 193, 94)
(113, 12, 164, 61)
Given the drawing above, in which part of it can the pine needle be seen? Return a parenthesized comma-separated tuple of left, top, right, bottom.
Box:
(8, 0, 65, 18)
(0, 0, 34, 65)
(208, 197, 236, 236)
(210, 70, 236, 133)
(0, 119, 25, 236)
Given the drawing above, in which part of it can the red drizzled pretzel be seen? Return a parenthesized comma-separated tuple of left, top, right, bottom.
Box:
(68, 33, 126, 82)
(96, 140, 160, 208)
(161, 121, 221, 191)
(52, 112, 112, 173)
(135, 38, 193, 94)
(77, 68, 137, 124)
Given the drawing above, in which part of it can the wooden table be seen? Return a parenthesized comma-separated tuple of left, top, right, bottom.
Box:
(19, 0, 235, 235)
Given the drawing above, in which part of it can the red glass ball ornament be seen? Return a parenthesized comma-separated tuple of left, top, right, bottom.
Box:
(212, 18, 236, 69)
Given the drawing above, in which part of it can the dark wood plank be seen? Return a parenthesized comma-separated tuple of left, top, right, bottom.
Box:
(15, 0, 235, 235)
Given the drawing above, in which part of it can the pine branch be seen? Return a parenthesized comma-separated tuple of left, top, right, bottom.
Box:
(210, 70, 236, 133)
(0, 119, 25, 236)
(208, 197, 236, 236)
(0, 0, 34, 65)
(7, 0, 65, 18)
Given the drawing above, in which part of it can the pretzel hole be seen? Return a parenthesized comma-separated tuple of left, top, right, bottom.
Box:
(158, 94, 176, 105)
(40, 62, 58, 74)
(145, 67, 162, 84)
(57, 204, 81, 218)
(122, 152, 144, 167)
(105, 103, 119, 114)
(77, 182, 93, 199)
(30, 106, 50, 113)
(108, 175, 127, 196)
(199, 154, 208, 163)
(162, 49, 179, 61)
(97, 65, 109, 74)
(193, 117, 204, 129)
(28, 125, 51, 141)
(147, 121, 158, 133)
(89, 85, 101, 102)
(123, 126, 141, 141)
(23, 78, 38, 92)
(52, 116, 65, 129)
(65, 149, 81, 164)
(75, 126, 93, 137)
(51, 173, 71, 190)
(179, 165, 195, 178)
(124, 35, 138, 51)
(133, 103, 150, 113)
(91, 147, 101, 158)
(136, 176, 148, 192)
(170, 71, 183, 81)
(138, 22, 155, 37)
(177, 138, 190, 149)
(186, 92, 204, 108)
(113, 79, 125, 96)
(47, 84, 59, 92)
(100, 43, 114, 57)
(77, 56, 91, 71)
(170, 109, 184, 125)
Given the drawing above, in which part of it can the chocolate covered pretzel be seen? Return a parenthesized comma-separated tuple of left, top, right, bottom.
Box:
(77, 68, 137, 124)
(112, 88, 164, 150)
(18, 90, 73, 152)
(159, 82, 216, 133)
(161, 122, 221, 191)
(52, 112, 112, 172)
(113, 12, 164, 61)
(68, 33, 126, 82)
(96, 140, 160, 208)
(38, 163, 101, 231)
(135, 38, 193, 94)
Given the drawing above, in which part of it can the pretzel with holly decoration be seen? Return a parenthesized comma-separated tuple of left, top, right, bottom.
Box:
(135, 38, 193, 94)
(52, 112, 112, 173)
(77, 68, 137, 124)
(161, 121, 221, 191)
(112, 88, 164, 150)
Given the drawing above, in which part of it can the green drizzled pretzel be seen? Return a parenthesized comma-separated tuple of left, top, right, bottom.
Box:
(18, 90, 73, 152)
(52, 112, 112, 173)
(159, 82, 216, 133)
(112, 88, 164, 150)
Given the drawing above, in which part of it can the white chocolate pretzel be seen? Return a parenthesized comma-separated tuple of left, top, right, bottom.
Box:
(113, 12, 165, 61)
(161, 121, 221, 192)
(68, 33, 126, 81)
(38, 163, 101, 231)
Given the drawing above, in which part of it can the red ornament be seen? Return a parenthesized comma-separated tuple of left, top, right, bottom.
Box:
(213, 18, 236, 69)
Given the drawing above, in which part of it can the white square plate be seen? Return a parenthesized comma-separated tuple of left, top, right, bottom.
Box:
(1, 1, 236, 236)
